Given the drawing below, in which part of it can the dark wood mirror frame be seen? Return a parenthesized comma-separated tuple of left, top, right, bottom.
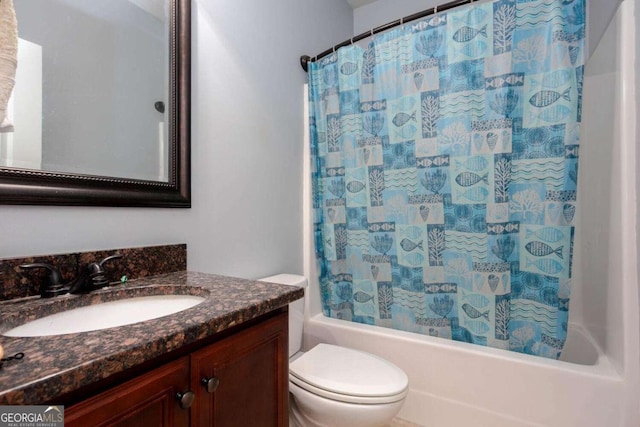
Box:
(0, 0, 190, 208)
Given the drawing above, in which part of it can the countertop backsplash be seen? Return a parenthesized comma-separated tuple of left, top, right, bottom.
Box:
(0, 244, 187, 301)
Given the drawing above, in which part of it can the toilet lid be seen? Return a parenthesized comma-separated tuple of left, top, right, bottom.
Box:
(289, 344, 408, 400)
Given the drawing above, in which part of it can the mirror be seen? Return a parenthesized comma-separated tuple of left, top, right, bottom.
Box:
(0, 0, 190, 207)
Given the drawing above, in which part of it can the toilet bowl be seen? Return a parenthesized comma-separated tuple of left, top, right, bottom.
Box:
(289, 343, 409, 427)
(259, 274, 409, 427)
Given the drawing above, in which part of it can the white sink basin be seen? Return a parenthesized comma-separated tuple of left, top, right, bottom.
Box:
(3, 295, 205, 337)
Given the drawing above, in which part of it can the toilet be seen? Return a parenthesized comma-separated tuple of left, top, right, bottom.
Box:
(259, 274, 409, 427)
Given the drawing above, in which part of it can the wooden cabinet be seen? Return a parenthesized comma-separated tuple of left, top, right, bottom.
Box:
(191, 310, 288, 427)
(65, 357, 191, 427)
(65, 311, 288, 427)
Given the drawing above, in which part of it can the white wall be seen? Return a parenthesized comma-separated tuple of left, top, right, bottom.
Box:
(0, 1, 353, 282)
(617, 2, 640, 423)
(636, 0, 640, 339)
(578, 7, 618, 354)
(580, 0, 639, 393)
(188, 0, 353, 277)
(581, 2, 640, 425)
(636, 6, 640, 401)
(589, 0, 624, 57)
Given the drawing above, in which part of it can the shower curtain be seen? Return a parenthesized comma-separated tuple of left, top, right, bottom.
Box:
(309, 0, 585, 359)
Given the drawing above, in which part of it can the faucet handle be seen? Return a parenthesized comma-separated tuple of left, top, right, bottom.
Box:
(19, 263, 68, 298)
(87, 254, 123, 288)
(98, 254, 123, 268)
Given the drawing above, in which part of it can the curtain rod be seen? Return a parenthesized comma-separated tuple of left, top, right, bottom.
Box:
(300, 0, 475, 72)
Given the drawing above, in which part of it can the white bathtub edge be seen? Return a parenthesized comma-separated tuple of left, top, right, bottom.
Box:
(306, 314, 619, 376)
(304, 313, 625, 427)
(401, 388, 544, 427)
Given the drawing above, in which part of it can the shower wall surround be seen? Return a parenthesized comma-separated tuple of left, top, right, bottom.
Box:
(0, 244, 186, 300)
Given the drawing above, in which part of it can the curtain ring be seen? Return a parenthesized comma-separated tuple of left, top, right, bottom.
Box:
(370, 29, 374, 37)
(400, 17, 404, 25)
(332, 46, 336, 53)
(350, 37, 354, 45)
(434, 5, 438, 13)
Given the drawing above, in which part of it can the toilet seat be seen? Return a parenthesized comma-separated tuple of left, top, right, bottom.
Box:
(289, 343, 409, 405)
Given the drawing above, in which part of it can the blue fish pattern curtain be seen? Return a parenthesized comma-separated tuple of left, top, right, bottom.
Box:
(309, 0, 585, 359)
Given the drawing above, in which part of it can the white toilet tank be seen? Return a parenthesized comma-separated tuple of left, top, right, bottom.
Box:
(258, 274, 307, 357)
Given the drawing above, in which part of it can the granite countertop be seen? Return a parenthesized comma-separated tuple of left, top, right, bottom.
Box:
(0, 271, 303, 405)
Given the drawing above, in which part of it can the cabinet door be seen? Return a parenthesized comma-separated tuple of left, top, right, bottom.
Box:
(65, 356, 191, 427)
(191, 311, 288, 427)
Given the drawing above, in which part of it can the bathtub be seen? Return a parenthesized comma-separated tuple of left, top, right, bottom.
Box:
(303, 315, 623, 427)
(299, 1, 639, 426)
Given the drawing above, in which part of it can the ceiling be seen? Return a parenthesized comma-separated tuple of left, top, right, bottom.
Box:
(345, 0, 378, 9)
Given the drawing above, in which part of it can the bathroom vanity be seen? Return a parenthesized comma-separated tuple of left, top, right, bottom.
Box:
(0, 270, 303, 427)
(66, 310, 288, 427)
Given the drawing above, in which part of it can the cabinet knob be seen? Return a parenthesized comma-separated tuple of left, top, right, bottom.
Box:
(175, 390, 195, 409)
(201, 376, 220, 393)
